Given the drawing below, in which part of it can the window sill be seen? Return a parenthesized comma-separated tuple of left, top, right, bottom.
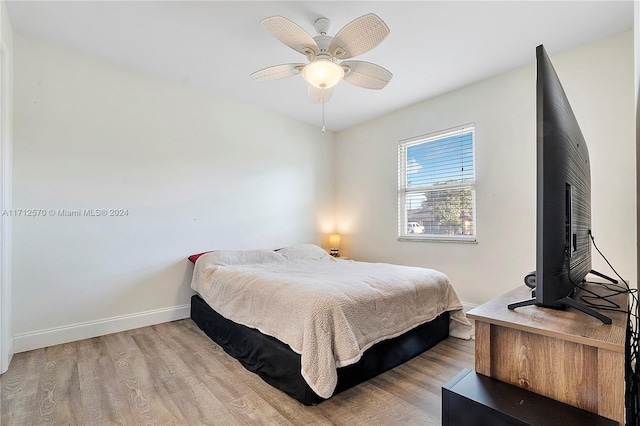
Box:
(397, 236, 477, 244)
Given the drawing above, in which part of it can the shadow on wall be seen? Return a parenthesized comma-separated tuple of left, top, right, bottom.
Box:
(100, 260, 195, 321)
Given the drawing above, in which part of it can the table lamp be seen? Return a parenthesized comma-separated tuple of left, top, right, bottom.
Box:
(329, 234, 341, 257)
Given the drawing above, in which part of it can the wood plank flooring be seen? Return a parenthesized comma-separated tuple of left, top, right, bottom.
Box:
(1, 319, 474, 425)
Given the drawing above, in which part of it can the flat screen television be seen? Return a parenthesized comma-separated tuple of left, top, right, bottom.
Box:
(508, 45, 613, 324)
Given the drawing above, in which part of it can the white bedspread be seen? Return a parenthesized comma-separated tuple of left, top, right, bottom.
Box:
(191, 247, 472, 398)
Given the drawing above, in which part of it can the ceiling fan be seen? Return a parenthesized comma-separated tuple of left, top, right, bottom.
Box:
(251, 14, 393, 105)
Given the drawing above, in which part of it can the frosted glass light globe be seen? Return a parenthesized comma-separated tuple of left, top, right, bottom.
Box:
(302, 60, 344, 89)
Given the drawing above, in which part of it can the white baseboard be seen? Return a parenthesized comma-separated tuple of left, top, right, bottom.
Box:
(13, 304, 191, 353)
(13, 301, 479, 353)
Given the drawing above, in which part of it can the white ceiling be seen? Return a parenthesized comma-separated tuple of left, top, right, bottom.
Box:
(5, 1, 634, 132)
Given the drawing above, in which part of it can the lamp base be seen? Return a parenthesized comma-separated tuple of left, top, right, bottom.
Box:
(330, 248, 339, 257)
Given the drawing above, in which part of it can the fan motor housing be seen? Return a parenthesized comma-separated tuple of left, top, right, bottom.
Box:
(313, 35, 333, 53)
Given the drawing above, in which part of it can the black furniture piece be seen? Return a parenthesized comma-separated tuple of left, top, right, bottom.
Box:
(191, 294, 450, 405)
(442, 369, 617, 426)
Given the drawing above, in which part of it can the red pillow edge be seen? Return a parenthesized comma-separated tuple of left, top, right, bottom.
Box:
(188, 251, 214, 263)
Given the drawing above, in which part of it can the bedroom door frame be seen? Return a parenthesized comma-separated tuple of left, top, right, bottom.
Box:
(0, 39, 13, 374)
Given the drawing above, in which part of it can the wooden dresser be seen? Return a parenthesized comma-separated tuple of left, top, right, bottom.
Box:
(467, 284, 627, 425)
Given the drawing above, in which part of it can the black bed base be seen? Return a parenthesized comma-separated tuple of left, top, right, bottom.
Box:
(190, 294, 450, 405)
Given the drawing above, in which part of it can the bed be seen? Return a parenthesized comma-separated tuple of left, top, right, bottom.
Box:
(189, 244, 472, 405)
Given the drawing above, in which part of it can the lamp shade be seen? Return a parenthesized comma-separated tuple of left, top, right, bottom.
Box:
(302, 60, 344, 89)
(329, 233, 341, 248)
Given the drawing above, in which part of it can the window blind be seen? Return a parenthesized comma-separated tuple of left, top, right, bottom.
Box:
(398, 124, 476, 241)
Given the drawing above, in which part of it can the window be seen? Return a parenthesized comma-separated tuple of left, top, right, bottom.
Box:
(398, 124, 476, 242)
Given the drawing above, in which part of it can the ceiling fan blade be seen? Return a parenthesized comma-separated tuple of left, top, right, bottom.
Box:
(251, 63, 305, 82)
(308, 85, 333, 104)
(342, 61, 392, 89)
(328, 14, 390, 60)
(261, 16, 320, 60)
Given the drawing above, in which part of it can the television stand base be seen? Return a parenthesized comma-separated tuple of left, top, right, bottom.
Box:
(506, 297, 536, 310)
(590, 269, 618, 284)
(507, 294, 612, 324)
(560, 296, 612, 324)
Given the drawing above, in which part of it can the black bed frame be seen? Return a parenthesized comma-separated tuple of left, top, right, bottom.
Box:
(190, 294, 450, 405)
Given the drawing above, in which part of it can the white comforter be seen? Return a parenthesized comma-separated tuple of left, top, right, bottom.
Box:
(191, 246, 472, 398)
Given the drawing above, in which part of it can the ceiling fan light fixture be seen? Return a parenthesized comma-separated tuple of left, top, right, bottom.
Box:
(302, 59, 344, 89)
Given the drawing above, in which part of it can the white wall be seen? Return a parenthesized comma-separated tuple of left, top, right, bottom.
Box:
(12, 33, 335, 351)
(335, 31, 636, 306)
(0, 0, 13, 373)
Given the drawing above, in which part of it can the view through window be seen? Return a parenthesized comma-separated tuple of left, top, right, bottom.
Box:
(398, 124, 476, 241)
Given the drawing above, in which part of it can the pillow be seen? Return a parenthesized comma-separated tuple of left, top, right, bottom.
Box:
(188, 251, 214, 263)
(277, 244, 333, 261)
(197, 249, 285, 266)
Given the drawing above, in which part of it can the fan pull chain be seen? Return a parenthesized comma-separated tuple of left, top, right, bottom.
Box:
(321, 100, 326, 133)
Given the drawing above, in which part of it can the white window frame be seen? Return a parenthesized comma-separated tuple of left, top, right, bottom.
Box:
(398, 124, 476, 243)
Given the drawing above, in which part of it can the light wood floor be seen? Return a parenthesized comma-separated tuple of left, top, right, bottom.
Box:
(0, 319, 474, 425)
